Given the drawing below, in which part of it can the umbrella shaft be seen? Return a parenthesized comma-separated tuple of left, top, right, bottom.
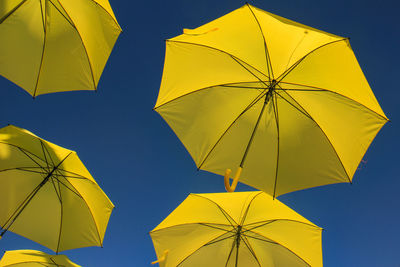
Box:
(240, 91, 271, 167)
(0, 172, 52, 238)
(234, 225, 242, 267)
(0, 153, 70, 238)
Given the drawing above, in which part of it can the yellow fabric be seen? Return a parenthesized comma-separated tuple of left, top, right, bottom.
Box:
(0, 125, 114, 252)
(0, 249, 80, 267)
(0, 0, 121, 96)
(154, 4, 388, 196)
(150, 191, 323, 267)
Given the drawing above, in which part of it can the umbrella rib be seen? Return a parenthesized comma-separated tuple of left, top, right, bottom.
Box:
(278, 81, 388, 121)
(61, 178, 104, 247)
(210, 234, 239, 247)
(242, 220, 277, 234)
(277, 88, 324, 92)
(0, 167, 47, 174)
(246, 3, 274, 80)
(225, 236, 237, 267)
(274, 90, 313, 120)
(50, 257, 65, 267)
(276, 87, 352, 183)
(16, 147, 47, 171)
(54, 172, 91, 180)
(242, 233, 279, 245)
(235, 235, 239, 267)
(203, 232, 237, 247)
(197, 89, 267, 170)
(55, 0, 97, 90)
(85, 0, 122, 30)
(174, 231, 236, 267)
(53, 172, 88, 179)
(47, 0, 74, 27)
(150, 222, 233, 234)
(279, 81, 327, 89)
(50, 176, 62, 203)
(198, 223, 235, 232)
(39, 140, 51, 170)
(56, 179, 64, 253)
(237, 193, 256, 227)
(53, 171, 83, 198)
(239, 192, 263, 225)
(0, 0, 28, 24)
(40, 139, 60, 170)
(220, 84, 267, 91)
(244, 219, 321, 231)
(51, 164, 94, 181)
(167, 40, 269, 80)
(192, 194, 239, 226)
(0, 141, 48, 168)
(240, 234, 262, 267)
(154, 81, 266, 110)
(32, 0, 48, 97)
(276, 38, 348, 83)
(284, 34, 307, 72)
(245, 231, 312, 266)
(54, 166, 87, 182)
(229, 56, 270, 88)
(271, 92, 281, 198)
(3, 262, 59, 267)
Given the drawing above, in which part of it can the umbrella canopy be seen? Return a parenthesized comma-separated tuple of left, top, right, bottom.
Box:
(0, 125, 114, 252)
(0, 0, 121, 97)
(0, 249, 80, 267)
(150, 191, 322, 267)
(154, 4, 388, 197)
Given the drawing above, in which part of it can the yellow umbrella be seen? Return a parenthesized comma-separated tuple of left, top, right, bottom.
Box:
(0, 125, 114, 252)
(0, 0, 121, 97)
(0, 249, 80, 267)
(150, 191, 323, 267)
(154, 4, 388, 196)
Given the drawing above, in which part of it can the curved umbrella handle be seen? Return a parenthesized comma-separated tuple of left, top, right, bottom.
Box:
(224, 167, 242, 192)
(151, 250, 169, 265)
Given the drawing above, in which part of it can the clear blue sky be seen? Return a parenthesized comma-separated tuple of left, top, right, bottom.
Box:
(1, 0, 399, 266)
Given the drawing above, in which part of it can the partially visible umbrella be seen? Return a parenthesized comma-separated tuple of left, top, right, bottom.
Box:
(0, 125, 114, 252)
(0, 0, 121, 96)
(0, 249, 80, 267)
(150, 191, 323, 267)
(154, 4, 388, 196)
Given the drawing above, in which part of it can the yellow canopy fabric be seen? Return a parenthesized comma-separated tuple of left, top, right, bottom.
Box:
(151, 191, 323, 267)
(0, 249, 80, 267)
(154, 4, 388, 196)
(0, 125, 114, 252)
(0, 0, 121, 96)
